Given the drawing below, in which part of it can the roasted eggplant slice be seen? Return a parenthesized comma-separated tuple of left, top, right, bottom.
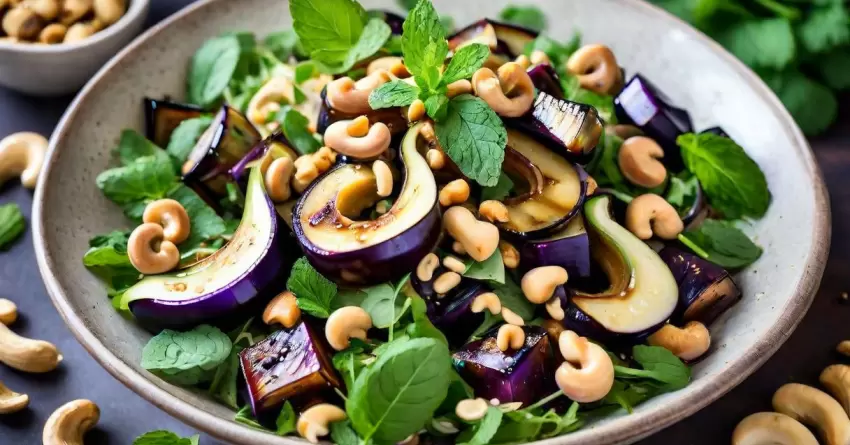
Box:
(240, 322, 341, 415)
(519, 216, 591, 278)
(453, 326, 556, 405)
(449, 19, 537, 57)
(294, 123, 440, 285)
(144, 98, 205, 147)
(527, 64, 565, 99)
(410, 275, 487, 347)
(316, 87, 407, 136)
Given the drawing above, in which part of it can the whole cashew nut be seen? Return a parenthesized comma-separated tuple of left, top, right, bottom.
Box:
(479, 200, 509, 223)
(0, 380, 28, 414)
(247, 76, 295, 126)
(43, 399, 100, 445)
(647, 322, 711, 361)
(0, 298, 17, 325)
(367, 56, 409, 77)
(521, 266, 568, 304)
(618, 136, 667, 189)
(444, 206, 500, 262)
(127, 223, 180, 275)
(732, 412, 818, 445)
(772, 383, 850, 445)
(27, 0, 61, 20)
(326, 70, 392, 115)
(63, 21, 96, 43)
(0, 321, 61, 372)
(2, 6, 42, 40)
(323, 119, 391, 159)
(439, 179, 470, 207)
(142, 199, 191, 244)
(625, 193, 684, 240)
(39, 23, 67, 43)
(471, 292, 501, 315)
(92, 0, 125, 26)
(471, 62, 535, 117)
(0, 132, 47, 189)
(565, 44, 624, 95)
(263, 291, 301, 329)
(416, 253, 439, 282)
(325, 306, 372, 351)
(497, 324, 525, 351)
(372, 159, 393, 197)
(265, 157, 295, 203)
(555, 330, 615, 403)
(446, 79, 473, 98)
(297, 403, 346, 443)
(821, 365, 850, 416)
(500, 307, 525, 326)
(442, 255, 466, 274)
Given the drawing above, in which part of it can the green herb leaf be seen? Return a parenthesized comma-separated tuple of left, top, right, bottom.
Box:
(524, 33, 580, 67)
(369, 80, 420, 109)
(499, 5, 547, 32)
(83, 231, 140, 296)
(463, 250, 505, 284)
(436, 95, 507, 187)
(442, 44, 491, 85)
(818, 49, 850, 91)
(424, 94, 450, 121)
(713, 18, 795, 70)
(561, 74, 617, 124)
(275, 402, 297, 436)
(330, 420, 362, 445)
(275, 107, 322, 155)
(235, 405, 270, 431)
(166, 116, 213, 166)
(352, 281, 411, 329)
(459, 407, 503, 445)
(683, 219, 763, 268)
(141, 325, 233, 386)
(490, 276, 535, 321)
(665, 171, 700, 216)
(481, 172, 514, 201)
(290, 0, 367, 67)
(264, 30, 304, 61)
(96, 154, 176, 204)
(678, 132, 770, 219)
(767, 69, 838, 136)
(347, 337, 453, 443)
(116, 129, 162, 165)
(405, 290, 449, 345)
(188, 35, 242, 108)
(797, 3, 849, 54)
(287, 257, 338, 318)
(340, 18, 393, 72)
(0, 203, 25, 251)
(133, 430, 197, 445)
(614, 345, 691, 391)
(402, 0, 449, 89)
(166, 184, 227, 257)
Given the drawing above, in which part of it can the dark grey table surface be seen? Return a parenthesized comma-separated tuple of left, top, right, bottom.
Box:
(1, 1, 848, 444)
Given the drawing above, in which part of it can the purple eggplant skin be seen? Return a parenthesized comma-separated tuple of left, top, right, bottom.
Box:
(144, 98, 205, 147)
(370, 10, 405, 35)
(614, 74, 694, 171)
(452, 326, 557, 405)
(519, 218, 591, 278)
(556, 286, 663, 346)
(658, 246, 742, 326)
(411, 275, 487, 347)
(448, 19, 538, 58)
(240, 321, 342, 416)
(526, 64, 565, 99)
(316, 87, 408, 136)
(701, 126, 730, 138)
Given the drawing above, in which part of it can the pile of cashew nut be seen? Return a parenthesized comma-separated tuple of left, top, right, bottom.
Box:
(1, 0, 127, 45)
(127, 199, 191, 275)
(732, 348, 850, 445)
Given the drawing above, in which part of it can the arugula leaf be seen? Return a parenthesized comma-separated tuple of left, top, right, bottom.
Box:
(459, 407, 503, 445)
(141, 325, 232, 386)
(274, 107, 321, 155)
(499, 5, 547, 32)
(713, 18, 795, 70)
(614, 345, 691, 391)
(463, 250, 505, 284)
(768, 69, 838, 136)
(96, 154, 176, 204)
(396, 0, 417, 10)
(188, 35, 242, 108)
(290, 0, 367, 66)
(818, 49, 850, 91)
(0, 203, 25, 251)
(276, 402, 297, 436)
(330, 420, 362, 445)
(797, 3, 849, 54)
(677, 132, 770, 219)
(347, 337, 452, 443)
(116, 129, 162, 165)
(369, 80, 420, 109)
(493, 403, 582, 442)
(481, 172, 514, 201)
(402, 0, 449, 90)
(287, 257, 338, 318)
(442, 44, 490, 85)
(436, 95, 507, 187)
(133, 430, 198, 445)
(166, 116, 213, 166)
(490, 276, 535, 321)
(683, 219, 763, 268)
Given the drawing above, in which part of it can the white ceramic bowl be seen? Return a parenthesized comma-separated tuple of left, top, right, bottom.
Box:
(33, 0, 831, 444)
(0, 0, 150, 96)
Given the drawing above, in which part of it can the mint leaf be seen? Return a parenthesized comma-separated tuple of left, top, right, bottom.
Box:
(345, 281, 411, 329)
(275, 402, 297, 436)
(116, 129, 162, 165)
(405, 291, 449, 345)
(424, 94, 449, 121)
(348, 337, 452, 443)
(264, 30, 304, 61)
(499, 5, 547, 32)
(141, 325, 232, 386)
(275, 107, 321, 155)
(369, 80, 420, 109)
(442, 43, 490, 85)
(83, 231, 140, 296)
(330, 420, 362, 445)
(678, 132, 770, 218)
(435, 95, 507, 187)
(402, 0, 449, 89)
(481, 172, 514, 201)
(463, 250, 505, 284)
(342, 18, 393, 69)
(133, 430, 196, 445)
(287, 257, 338, 318)
(818, 49, 850, 91)
(166, 185, 227, 258)
(96, 154, 176, 204)
(459, 407, 503, 445)
(683, 219, 763, 268)
(714, 18, 795, 70)
(0, 203, 25, 251)
(797, 3, 849, 54)
(188, 35, 242, 108)
(167, 116, 213, 166)
(290, 0, 367, 66)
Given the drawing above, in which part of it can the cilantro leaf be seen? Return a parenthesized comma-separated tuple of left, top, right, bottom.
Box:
(481, 172, 514, 201)
(188, 35, 242, 108)
(0, 203, 25, 251)
(166, 116, 213, 166)
(683, 219, 763, 268)
(499, 5, 547, 32)
(133, 430, 197, 445)
(714, 18, 795, 70)
(818, 49, 850, 91)
(442, 44, 490, 85)
(768, 69, 838, 136)
(275, 107, 321, 155)
(797, 3, 849, 54)
(369, 80, 420, 109)
(402, 0, 449, 89)
(96, 154, 176, 204)
(116, 129, 162, 165)
(435, 95, 507, 187)
(290, 0, 367, 66)
(677, 132, 770, 218)
(287, 257, 338, 318)
(141, 325, 232, 386)
(424, 94, 449, 121)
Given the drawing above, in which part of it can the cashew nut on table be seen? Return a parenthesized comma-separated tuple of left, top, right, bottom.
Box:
(0, 298, 62, 373)
(43, 399, 100, 445)
(0, 132, 48, 190)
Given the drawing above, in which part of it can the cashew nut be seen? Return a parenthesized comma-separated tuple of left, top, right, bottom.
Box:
(837, 341, 850, 357)
(263, 291, 301, 329)
(499, 241, 519, 269)
(433, 271, 461, 295)
(530, 50, 551, 66)
(444, 206, 500, 262)
(326, 70, 392, 115)
(447, 79, 473, 98)
(455, 398, 489, 422)
(38, 23, 66, 43)
(26, 0, 61, 20)
(296, 403, 346, 443)
(247, 77, 295, 126)
(407, 99, 425, 123)
(0, 298, 17, 325)
(497, 324, 525, 351)
(142, 199, 191, 244)
(565, 44, 623, 95)
(292, 146, 336, 193)
(772, 383, 850, 445)
(545, 296, 565, 321)
(0, 132, 47, 189)
(324, 119, 391, 159)
(43, 399, 100, 445)
(325, 306, 372, 351)
(514, 54, 530, 70)
(439, 179, 470, 207)
(521, 266, 568, 304)
(426, 149, 445, 170)
(618, 136, 667, 188)
(555, 330, 615, 403)
(647, 322, 711, 361)
(0, 321, 62, 372)
(471, 63, 535, 117)
(471, 292, 501, 314)
(416, 253, 439, 282)
(63, 21, 95, 43)
(500, 307, 524, 326)
(372, 159, 393, 197)
(264, 157, 294, 203)
(92, 0, 124, 26)
(367, 56, 409, 78)
(625, 193, 684, 240)
(127, 223, 180, 275)
(0, 380, 28, 414)
(821, 365, 850, 416)
(479, 200, 509, 223)
(2, 6, 42, 39)
(451, 240, 466, 256)
(732, 412, 818, 445)
(442, 255, 466, 274)
(59, 0, 93, 26)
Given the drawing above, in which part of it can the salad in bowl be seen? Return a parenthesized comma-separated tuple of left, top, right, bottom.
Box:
(80, 0, 771, 443)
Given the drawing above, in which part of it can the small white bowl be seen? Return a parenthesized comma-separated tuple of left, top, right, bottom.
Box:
(0, 0, 150, 96)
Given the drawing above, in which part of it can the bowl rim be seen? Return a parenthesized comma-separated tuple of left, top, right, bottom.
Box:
(32, 0, 831, 444)
(0, 0, 150, 53)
